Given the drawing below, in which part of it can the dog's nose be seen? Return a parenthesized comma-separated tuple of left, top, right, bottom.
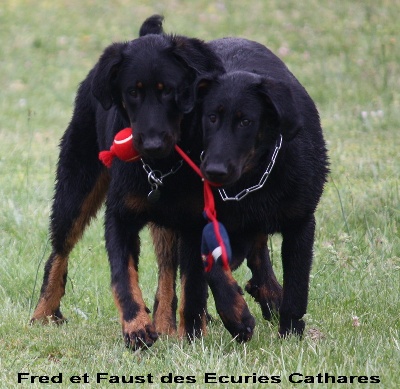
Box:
(141, 136, 167, 158)
(204, 163, 229, 183)
(143, 139, 163, 152)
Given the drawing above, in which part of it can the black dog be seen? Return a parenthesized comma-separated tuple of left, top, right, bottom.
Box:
(31, 16, 260, 349)
(190, 37, 329, 337)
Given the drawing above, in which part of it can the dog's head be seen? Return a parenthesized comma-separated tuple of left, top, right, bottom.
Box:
(91, 19, 223, 159)
(198, 71, 302, 185)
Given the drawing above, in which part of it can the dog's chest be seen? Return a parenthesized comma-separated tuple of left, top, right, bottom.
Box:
(215, 191, 282, 234)
(150, 189, 204, 227)
(122, 180, 204, 229)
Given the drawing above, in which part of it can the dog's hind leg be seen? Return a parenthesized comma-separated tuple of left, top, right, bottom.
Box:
(245, 233, 283, 321)
(31, 93, 110, 324)
(152, 226, 214, 336)
(150, 224, 178, 335)
(31, 169, 109, 324)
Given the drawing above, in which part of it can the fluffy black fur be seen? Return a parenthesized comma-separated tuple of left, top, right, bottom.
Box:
(194, 37, 329, 336)
(31, 16, 258, 349)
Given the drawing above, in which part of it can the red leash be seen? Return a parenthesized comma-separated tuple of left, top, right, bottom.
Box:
(99, 128, 230, 271)
(175, 145, 230, 271)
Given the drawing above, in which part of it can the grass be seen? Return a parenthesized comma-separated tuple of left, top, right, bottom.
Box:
(1, 0, 399, 387)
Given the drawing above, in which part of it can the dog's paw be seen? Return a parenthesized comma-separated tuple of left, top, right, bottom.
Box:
(278, 317, 305, 339)
(214, 283, 255, 342)
(123, 321, 158, 350)
(245, 278, 283, 321)
(30, 308, 67, 325)
(207, 265, 255, 342)
(154, 321, 177, 336)
(219, 304, 256, 343)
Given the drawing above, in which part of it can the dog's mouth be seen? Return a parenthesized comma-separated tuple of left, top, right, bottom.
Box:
(139, 146, 173, 159)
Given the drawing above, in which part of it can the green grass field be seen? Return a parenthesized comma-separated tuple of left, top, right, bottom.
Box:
(1, 0, 399, 387)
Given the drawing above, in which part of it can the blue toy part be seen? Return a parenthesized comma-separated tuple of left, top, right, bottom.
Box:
(201, 222, 232, 271)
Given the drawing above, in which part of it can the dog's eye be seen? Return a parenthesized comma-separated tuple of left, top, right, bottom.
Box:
(163, 86, 172, 96)
(157, 83, 172, 97)
(240, 119, 251, 127)
(209, 114, 217, 123)
(128, 89, 138, 98)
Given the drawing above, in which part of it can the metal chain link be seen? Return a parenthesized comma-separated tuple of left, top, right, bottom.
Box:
(141, 158, 184, 188)
(218, 134, 283, 201)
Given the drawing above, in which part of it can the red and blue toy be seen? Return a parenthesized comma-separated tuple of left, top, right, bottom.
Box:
(99, 128, 232, 272)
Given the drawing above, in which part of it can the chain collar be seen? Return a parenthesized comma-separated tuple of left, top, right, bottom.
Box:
(141, 157, 184, 203)
(141, 158, 183, 189)
(140, 134, 282, 203)
(218, 134, 283, 202)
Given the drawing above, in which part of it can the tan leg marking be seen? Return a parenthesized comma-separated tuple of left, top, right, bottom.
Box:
(64, 170, 110, 253)
(221, 268, 249, 324)
(112, 258, 156, 348)
(151, 225, 178, 335)
(153, 267, 177, 335)
(31, 170, 110, 324)
(31, 254, 68, 323)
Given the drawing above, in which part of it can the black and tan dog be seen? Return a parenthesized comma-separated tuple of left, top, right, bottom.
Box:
(31, 16, 264, 349)
(189, 37, 329, 337)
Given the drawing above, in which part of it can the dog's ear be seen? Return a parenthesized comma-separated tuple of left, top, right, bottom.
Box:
(171, 36, 224, 74)
(139, 14, 164, 37)
(91, 42, 127, 110)
(171, 36, 224, 113)
(176, 75, 215, 114)
(259, 78, 302, 141)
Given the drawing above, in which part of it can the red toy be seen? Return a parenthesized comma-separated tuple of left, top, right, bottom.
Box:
(98, 127, 140, 167)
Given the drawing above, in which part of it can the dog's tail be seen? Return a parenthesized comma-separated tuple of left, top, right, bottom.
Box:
(139, 14, 164, 36)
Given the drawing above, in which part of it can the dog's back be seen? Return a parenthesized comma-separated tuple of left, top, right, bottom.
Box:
(209, 38, 293, 81)
(208, 38, 320, 129)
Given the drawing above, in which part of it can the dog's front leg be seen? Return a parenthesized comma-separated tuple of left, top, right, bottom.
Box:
(279, 214, 316, 338)
(105, 211, 157, 350)
(178, 231, 208, 340)
(206, 261, 255, 342)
